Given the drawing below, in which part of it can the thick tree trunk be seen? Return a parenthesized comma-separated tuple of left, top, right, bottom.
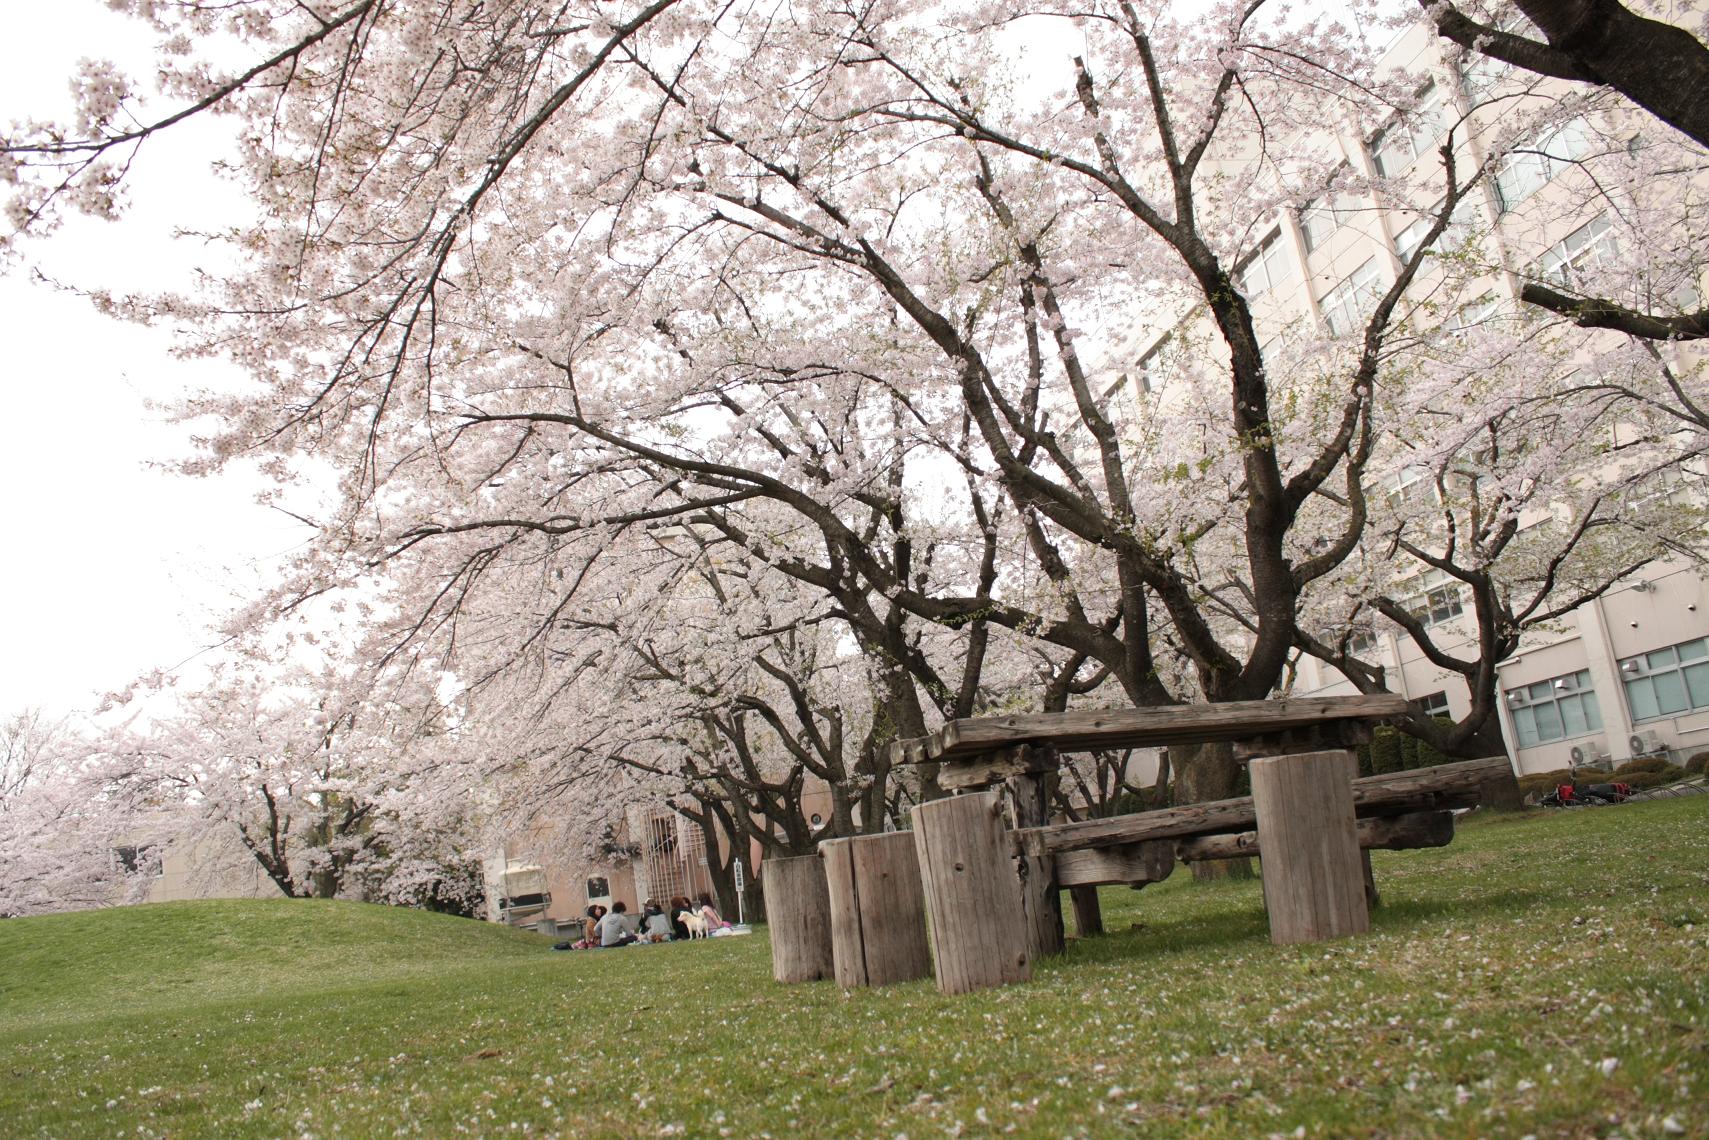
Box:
(1514, 0, 1709, 151)
(1428, 0, 1709, 150)
(1171, 740, 1254, 882)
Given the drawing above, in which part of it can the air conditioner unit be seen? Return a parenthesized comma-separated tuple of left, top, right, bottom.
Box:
(1569, 738, 1610, 769)
(1627, 730, 1666, 757)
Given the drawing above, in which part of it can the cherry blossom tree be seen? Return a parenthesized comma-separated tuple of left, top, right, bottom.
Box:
(2, 0, 1702, 816)
(96, 663, 487, 908)
(0, 710, 143, 917)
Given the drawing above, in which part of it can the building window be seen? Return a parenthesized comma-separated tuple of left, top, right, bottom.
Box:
(1445, 293, 1502, 336)
(1370, 83, 1450, 178)
(585, 876, 609, 900)
(1393, 196, 1481, 265)
(1415, 691, 1451, 719)
(1384, 465, 1438, 510)
(1620, 638, 1709, 721)
(1397, 567, 1464, 628)
(1506, 669, 1603, 747)
(1299, 167, 1356, 253)
(1537, 213, 1617, 287)
(112, 844, 160, 877)
(1318, 258, 1386, 337)
(1233, 228, 1296, 297)
(1347, 626, 1380, 656)
(1494, 117, 1594, 213)
(1392, 214, 1433, 265)
(1457, 53, 1509, 108)
(1134, 333, 1174, 393)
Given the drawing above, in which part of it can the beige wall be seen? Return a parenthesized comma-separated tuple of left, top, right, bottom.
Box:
(143, 827, 286, 904)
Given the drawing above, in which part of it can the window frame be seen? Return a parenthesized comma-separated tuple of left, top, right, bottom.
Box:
(1494, 117, 1595, 213)
(1505, 669, 1604, 747)
(1233, 227, 1296, 297)
(1620, 638, 1709, 722)
(1537, 213, 1617, 287)
(1318, 257, 1387, 337)
(1370, 82, 1449, 179)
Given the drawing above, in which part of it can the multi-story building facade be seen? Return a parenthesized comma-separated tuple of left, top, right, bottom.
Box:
(1095, 14, 1708, 776)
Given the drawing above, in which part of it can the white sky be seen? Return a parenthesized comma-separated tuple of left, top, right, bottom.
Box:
(0, 2, 311, 717)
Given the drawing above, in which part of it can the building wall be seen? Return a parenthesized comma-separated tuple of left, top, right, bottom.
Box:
(143, 827, 287, 904)
(1090, 12, 1709, 777)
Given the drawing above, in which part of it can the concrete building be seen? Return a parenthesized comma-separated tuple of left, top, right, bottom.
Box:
(1094, 15, 1708, 776)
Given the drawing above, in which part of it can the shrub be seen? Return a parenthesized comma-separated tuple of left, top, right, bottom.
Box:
(1684, 753, 1709, 777)
(1614, 756, 1671, 776)
(1412, 732, 1449, 770)
(1368, 728, 1404, 775)
(1620, 765, 1686, 789)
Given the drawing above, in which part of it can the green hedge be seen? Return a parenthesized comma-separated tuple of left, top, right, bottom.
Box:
(1356, 723, 1451, 777)
(1620, 766, 1687, 789)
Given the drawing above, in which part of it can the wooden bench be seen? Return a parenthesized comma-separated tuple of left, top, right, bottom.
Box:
(766, 695, 1516, 995)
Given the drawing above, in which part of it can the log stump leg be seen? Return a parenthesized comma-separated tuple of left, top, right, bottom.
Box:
(820, 833, 932, 988)
(764, 853, 835, 983)
(912, 790, 1032, 995)
(1249, 749, 1369, 945)
(1005, 770, 1065, 959)
(1069, 886, 1104, 937)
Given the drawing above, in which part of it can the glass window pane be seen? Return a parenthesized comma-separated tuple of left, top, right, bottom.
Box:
(1531, 702, 1565, 743)
(1649, 647, 1679, 669)
(1513, 706, 1539, 747)
(1685, 662, 1709, 708)
(1679, 640, 1708, 662)
(1582, 694, 1603, 731)
(1559, 696, 1590, 737)
(1652, 670, 1689, 715)
(1627, 677, 1660, 721)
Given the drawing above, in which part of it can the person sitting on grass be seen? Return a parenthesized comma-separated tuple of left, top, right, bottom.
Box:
(570, 904, 606, 949)
(596, 901, 638, 947)
(668, 896, 693, 941)
(639, 899, 672, 942)
(696, 892, 733, 933)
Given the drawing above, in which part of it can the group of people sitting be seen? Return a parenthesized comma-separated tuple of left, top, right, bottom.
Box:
(559, 893, 736, 949)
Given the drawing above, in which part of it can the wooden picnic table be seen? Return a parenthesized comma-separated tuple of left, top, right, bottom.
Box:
(770, 693, 1515, 997)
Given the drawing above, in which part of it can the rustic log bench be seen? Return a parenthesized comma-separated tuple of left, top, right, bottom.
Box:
(765, 695, 1515, 995)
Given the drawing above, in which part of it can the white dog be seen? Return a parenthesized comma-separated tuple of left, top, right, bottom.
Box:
(681, 911, 709, 939)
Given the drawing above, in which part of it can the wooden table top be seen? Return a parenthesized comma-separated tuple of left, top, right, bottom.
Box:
(889, 694, 1411, 764)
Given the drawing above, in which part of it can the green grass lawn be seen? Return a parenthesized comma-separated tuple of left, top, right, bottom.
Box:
(2, 799, 1705, 1138)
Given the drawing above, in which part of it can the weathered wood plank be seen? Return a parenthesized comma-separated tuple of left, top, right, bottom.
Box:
(1005, 765, 1065, 960)
(1250, 750, 1369, 944)
(914, 695, 1410, 761)
(883, 736, 933, 767)
(1174, 810, 1455, 863)
(912, 791, 1032, 995)
(821, 833, 932, 988)
(941, 744, 1059, 790)
(763, 853, 835, 983)
(1054, 840, 1176, 889)
(1068, 885, 1104, 937)
(1013, 756, 1507, 857)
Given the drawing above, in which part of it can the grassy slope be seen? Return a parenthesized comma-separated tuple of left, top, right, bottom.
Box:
(0, 799, 1704, 1139)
